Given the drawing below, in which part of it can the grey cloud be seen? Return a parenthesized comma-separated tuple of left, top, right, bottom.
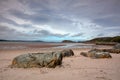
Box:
(19, 0, 120, 27)
(18, 0, 49, 10)
(6, 0, 120, 26)
(33, 29, 69, 38)
(71, 33, 84, 37)
(0, 15, 20, 27)
(0, 14, 33, 29)
(8, 9, 29, 19)
(2, 0, 120, 25)
(53, 33, 70, 38)
(96, 33, 105, 37)
(8, 9, 75, 32)
(0, 0, 120, 41)
(93, 16, 120, 27)
(0, 25, 38, 40)
(0, 25, 19, 39)
(0, 25, 16, 34)
(8, 9, 70, 25)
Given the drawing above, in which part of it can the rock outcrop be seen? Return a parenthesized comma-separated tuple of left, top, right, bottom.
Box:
(61, 49, 74, 57)
(11, 52, 63, 68)
(80, 49, 112, 59)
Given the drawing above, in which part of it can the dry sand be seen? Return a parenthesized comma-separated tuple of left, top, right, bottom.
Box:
(0, 42, 120, 80)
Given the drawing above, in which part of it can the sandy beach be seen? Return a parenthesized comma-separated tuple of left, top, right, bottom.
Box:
(0, 42, 120, 80)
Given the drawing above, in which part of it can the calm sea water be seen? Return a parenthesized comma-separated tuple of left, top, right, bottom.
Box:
(0, 42, 95, 49)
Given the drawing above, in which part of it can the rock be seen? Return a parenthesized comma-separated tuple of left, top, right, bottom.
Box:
(113, 43, 120, 49)
(88, 49, 102, 53)
(61, 49, 74, 57)
(99, 43, 120, 54)
(91, 52, 112, 58)
(101, 49, 120, 54)
(11, 52, 63, 68)
(80, 52, 88, 57)
(80, 49, 112, 59)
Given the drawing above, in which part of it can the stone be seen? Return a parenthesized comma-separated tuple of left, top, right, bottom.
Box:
(80, 49, 112, 59)
(102, 49, 120, 54)
(60, 49, 74, 57)
(90, 52, 112, 58)
(113, 43, 120, 49)
(80, 52, 88, 57)
(11, 52, 63, 68)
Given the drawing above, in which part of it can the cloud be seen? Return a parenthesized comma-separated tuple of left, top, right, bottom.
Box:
(0, 0, 120, 41)
(93, 16, 120, 27)
(0, 25, 25, 40)
(33, 29, 69, 38)
(71, 33, 84, 37)
(0, 25, 16, 35)
(0, 23, 70, 41)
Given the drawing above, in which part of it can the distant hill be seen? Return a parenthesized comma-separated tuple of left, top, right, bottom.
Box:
(0, 39, 44, 42)
(0, 39, 8, 41)
(88, 36, 120, 43)
(62, 40, 75, 43)
(85, 36, 120, 45)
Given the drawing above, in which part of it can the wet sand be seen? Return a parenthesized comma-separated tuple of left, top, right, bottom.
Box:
(0, 42, 120, 80)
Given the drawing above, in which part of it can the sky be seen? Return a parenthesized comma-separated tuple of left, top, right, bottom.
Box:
(0, 0, 120, 42)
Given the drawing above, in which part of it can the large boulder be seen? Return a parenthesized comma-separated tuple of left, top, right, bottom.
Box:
(60, 49, 74, 57)
(113, 43, 120, 49)
(80, 49, 112, 59)
(11, 52, 63, 68)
